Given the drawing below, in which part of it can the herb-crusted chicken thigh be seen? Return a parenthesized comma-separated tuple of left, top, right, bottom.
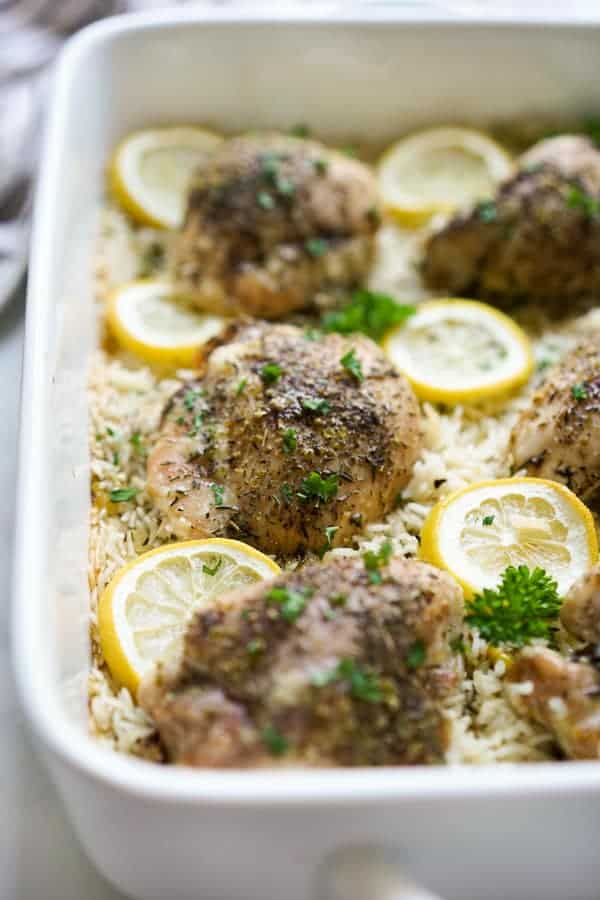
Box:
(561, 561, 600, 644)
(147, 321, 421, 556)
(509, 338, 600, 500)
(423, 135, 600, 306)
(174, 133, 381, 319)
(139, 556, 463, 767)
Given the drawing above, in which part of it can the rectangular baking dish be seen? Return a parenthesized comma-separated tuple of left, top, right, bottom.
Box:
(12, 9, 600, 900)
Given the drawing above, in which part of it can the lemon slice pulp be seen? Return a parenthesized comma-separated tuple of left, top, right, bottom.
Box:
(382, 299, 533, 405)
(98, 539, 280, 696)
(109, 127, 223, 229)
(420, 478, 598, 598)
(378, 127, 512, 226)
(107, 279, 226, 368)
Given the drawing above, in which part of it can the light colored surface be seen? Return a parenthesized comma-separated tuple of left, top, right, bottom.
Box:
(0, 289, 123, 899)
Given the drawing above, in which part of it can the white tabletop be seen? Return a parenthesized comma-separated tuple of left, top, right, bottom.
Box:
(0, 288, 124, 900)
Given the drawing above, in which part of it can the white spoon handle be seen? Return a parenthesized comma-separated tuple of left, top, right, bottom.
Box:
(321, 846, 445, 900)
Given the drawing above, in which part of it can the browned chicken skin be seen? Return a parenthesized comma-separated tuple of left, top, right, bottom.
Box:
(561, 562, 600, 644)
(423, 136, 600, 306)
(509, 337, 600, 500)
(147, 320, 422, 556)
(139, 556, 463, 767)
(506, 646, 600, 760)
(174, 133, 381, 319)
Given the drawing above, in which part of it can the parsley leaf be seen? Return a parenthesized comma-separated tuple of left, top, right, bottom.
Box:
(236, 377, 248, 396)
(188, 413, 204, 437)
(282, 428, 297, 454)
(305, 237, 328, 257)
(302, 397, 330, 415)
(290, 123, 310, 138)
(297, 471, 339, 503)
(340, 348, 364, 383)
(321, 290, 416, 342)
(476, 200, 498, 223)
(281, 483, 293, 503)
(313, 158, 329, 175)
(261, 725, 289, 756)
(362, 539, 393, 584)
(567, 185, 600, 218)
(109, 487, 138, 503)
(337, 659, 382, 702)
(572, 382, 588, 400)
(406, 640, 426, 670)
(183, 388, 203, 410)
(465, 565, 561, 646)
(247, 638, 264, 657)
(319, 524, 339, 558)
(260, 363, 282, 384)
(202, 558, 222, 577)
(211, 483, 225, 506)
(130, 431, 144, 455)
(482, 515, 495, 526)
(257, 191, 275, 209)
(267, 586, 312, 622)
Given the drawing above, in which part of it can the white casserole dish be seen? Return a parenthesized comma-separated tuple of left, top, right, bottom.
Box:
(12, 10, 600, 900)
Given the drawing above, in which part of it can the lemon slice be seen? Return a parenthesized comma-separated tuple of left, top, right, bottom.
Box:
(420, 478, 598, 599)
(378, 127, 513, 226)
(107, 279, 226, 368)
(98, 539, 280, 696)
(109, 127, 223, 229)
(382, 299, 533, 405)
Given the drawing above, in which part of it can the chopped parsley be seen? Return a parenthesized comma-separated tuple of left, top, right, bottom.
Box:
(130, 431, 144, 454)
(261, 725, 289, 756)
(282, 428, 297, 454)
(476, 200, 498, 223)
(406, 639, 426, 670)
(202, 558, 222, 577)
(297, 471, 339, 503)
(312, 659, 382, 703)
(572, 382, 588, 400)
(321, 289, 416, 342)
(302, 397, 330, 415)
(176, 416, 185, 426)
(236, 377, 248, 396)
(188, 413, 204, 437)
(324, 525, 338, 546)
(482, 515, 495, 526)
(341, 145, 357, 158)
(362, 538, 393, 585)
(260, 363, 282, 384)
(450, 635, 465, 654)
(340, 348, 364, 383)
(246, 638, 264, 657)
(267, 586, 312, 622)
(567, 185, 600, 218)
(319, 525, 339, 558)
(211, 483, 225, 506)
(106, 427, 117, 437)
(183, 388, 203, 410)
(465, 565, 561, 646)
(112, 451, 120, 466)
(281, 483, 293, 503)
(275, 176, 295, 196)
(329, 593, 347, 607)
(313, 158, 329, 175)
(257, 191, 275, 209)
(305, 237, 328, 257)
(109, 487, 138, 503)
(304, 327, 322, 342)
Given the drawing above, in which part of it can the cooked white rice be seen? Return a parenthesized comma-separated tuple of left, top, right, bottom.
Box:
(88, 203, 599, 764)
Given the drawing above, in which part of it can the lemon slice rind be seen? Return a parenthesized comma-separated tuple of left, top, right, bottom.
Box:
(420, 477, 598, 599)
(107, 279, 226, 368)
(382, 299, 534, 405)
(109, 126, 224, 229)
(98, 538, 280, 696)
(378, 127, 513, 226)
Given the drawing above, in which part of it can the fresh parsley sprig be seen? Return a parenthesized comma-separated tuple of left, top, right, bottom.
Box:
(321, 290, 416, 342)
(465, 565, 561, 646)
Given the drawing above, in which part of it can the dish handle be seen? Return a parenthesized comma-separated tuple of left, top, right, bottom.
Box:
(318, 845, 445, 900)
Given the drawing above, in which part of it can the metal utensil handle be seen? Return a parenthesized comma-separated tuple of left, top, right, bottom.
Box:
(320, 846, 445, 900)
